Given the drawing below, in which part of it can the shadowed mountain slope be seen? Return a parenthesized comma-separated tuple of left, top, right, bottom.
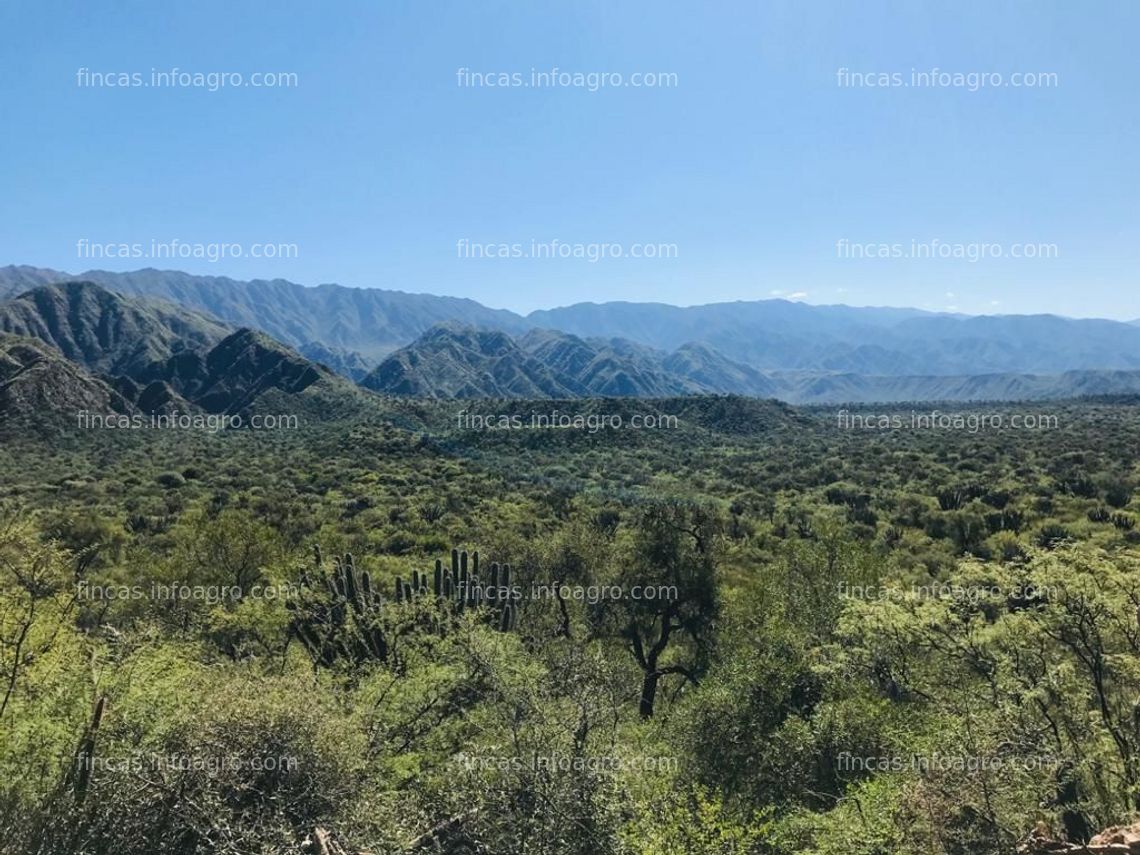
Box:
(0, 281, 372, 424)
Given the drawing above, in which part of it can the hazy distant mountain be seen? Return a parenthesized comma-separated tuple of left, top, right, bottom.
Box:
(528, 300, 932, 371)
(0, 266, 68, 295)
(878, 314, 1140, 375)
(8, 265, 1140, 395)
(519, 329, 703, 396)
(769, 369, 1140, 404)
(0, 266, 526, 362)
(0, 281, 229, 377)
(361, 324, 584, 398)
(531, 300, 1140, 376)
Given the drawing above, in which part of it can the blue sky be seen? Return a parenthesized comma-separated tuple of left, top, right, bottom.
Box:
(1, 0, 1137, 318)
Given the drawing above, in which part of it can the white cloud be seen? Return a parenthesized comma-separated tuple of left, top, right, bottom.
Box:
(787, 291, 809, 300)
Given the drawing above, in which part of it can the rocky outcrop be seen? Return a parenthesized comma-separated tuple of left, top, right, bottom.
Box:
(1019, 821, 1140, 853)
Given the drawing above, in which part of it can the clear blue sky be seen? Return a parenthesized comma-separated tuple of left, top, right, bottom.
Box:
(2, 0, 1137, 318)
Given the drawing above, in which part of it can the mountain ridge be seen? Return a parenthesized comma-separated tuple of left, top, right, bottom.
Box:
(0, 280, 230, 377)
(6, 266, 1140, 393)
(360, 323, 1140, 404)
(0, 281, 371, 426)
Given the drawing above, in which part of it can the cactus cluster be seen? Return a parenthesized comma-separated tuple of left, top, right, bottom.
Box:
(288, 546, 389, 666)
(289, 546, 517, 667)
(395, 548, 517, 632)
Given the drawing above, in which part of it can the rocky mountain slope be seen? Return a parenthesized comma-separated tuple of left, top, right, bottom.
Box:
(0, 281, 229, 377)
(0, 335, 136, 434)
(361, 324, 584, 398)
(0, 282, 370, 428)
(518, 329, 704, 397)
(8, 265, 1140, 404)
(0, 265, 525, 363)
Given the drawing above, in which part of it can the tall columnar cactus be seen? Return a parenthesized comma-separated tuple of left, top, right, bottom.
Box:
(396, 548, 516, 631)
(289, 546, 389, 666)
(290, 546, 518, 668)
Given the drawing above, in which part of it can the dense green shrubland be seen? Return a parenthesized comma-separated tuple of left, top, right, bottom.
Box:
(2, 397, 1139, 853)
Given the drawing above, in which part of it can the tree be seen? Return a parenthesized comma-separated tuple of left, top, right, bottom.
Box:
(602, 501, 721, 718)
(0, 516, 76, 723)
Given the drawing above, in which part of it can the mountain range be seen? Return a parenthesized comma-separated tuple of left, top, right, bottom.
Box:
(4, 265, 1140, 410)
(363, 323, 1140, 403)
(0, 265, 525, 364)
(0, 279, 229, 376)
(0, 280, 368, 434)
(8, 266, 1140, 379)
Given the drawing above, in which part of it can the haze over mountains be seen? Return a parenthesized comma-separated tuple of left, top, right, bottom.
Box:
(0, 265, 525, 363)
(4, 264, 1140, 409)
(363, 323, 1140, 403)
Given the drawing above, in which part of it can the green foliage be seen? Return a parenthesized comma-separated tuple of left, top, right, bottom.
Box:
(3, 399, 1140, 852)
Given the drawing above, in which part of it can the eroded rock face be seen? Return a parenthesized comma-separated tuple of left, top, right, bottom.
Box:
(1019, 821, 1140, 854)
